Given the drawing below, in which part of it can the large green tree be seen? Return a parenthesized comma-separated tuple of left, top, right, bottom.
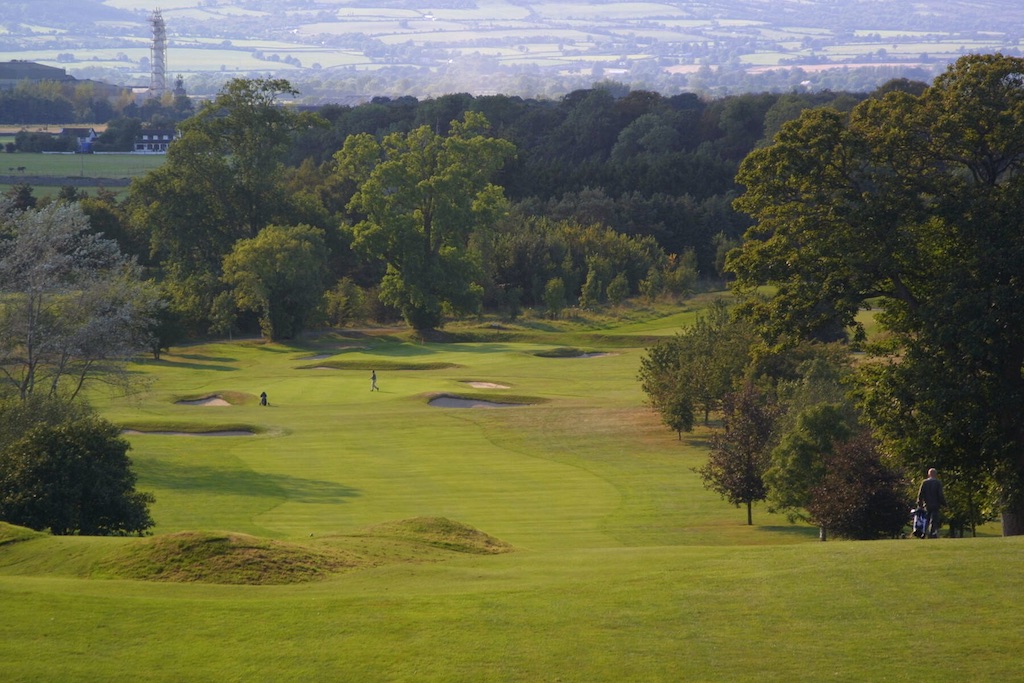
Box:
(129, 78, 325, 334)
(0, 405, 154, 536)
(222, 224, 329, 341)
(336, 112, 515, 330)
(180, 78, 324, 237)
(764, 403, 852, 541)
(729, 53, 1024, 536)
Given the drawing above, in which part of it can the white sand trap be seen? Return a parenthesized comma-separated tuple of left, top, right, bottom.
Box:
(462, 381, 510, 389)
(576, 352, 615, 358)
(123, 429, 252, 437)
(429, 396, 523, 409)
(176, 397, 231, 406)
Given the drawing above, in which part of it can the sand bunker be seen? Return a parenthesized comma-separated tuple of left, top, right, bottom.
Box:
(462, 381, 510, 389)
(176, 396, 231, 406)
(429, 396, 524, 409)
(123, 430, 253, 437)
(302, 354, 333, 361)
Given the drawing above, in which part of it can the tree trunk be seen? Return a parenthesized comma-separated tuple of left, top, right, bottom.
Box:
(818, 526, 827, 542)
(746, 501, 753, 526)
(1001, 509, 1024, 536)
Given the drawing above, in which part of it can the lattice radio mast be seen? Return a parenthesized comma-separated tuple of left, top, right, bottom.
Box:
(149, 9, 167, 97)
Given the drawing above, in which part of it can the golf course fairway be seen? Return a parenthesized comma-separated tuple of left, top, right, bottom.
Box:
(1, 313, 1021, 682)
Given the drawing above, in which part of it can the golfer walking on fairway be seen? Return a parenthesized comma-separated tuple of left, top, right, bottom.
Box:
(370, 370, 379, 391)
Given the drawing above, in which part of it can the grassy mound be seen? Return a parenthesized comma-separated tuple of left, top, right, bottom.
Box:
(366, 517, 515, 555)
(94, 520, 512, 585)
(0, 522, 43, 547)
(103, 531, 357, 585)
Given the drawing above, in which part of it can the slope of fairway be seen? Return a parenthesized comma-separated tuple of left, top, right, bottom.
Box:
(1, 307, 1018, 682)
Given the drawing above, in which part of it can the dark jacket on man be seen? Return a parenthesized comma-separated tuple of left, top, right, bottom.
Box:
(918, 476, 946, 511)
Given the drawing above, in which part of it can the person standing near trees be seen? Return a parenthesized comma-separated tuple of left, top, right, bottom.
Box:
(917, 468, 947, 538)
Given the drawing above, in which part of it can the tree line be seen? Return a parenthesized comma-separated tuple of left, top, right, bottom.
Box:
(640, 54, 1024, 539)
(8, 79, 886, 342)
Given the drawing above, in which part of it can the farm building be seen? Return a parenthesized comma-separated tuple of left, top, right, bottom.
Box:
(133, 129, 179, 153)
(0, 60, 125, 97)
(60, 127, 99, 153)
(0, 61, 74, 89)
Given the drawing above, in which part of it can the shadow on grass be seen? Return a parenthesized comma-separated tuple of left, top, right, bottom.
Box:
(175, 353, 238, 362)
(364, 342, 528, 357)
(139, 459, 361, 504)
(149, 359, 238, 372)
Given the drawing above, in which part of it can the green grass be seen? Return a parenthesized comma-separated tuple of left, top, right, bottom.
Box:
(0, 303, 1019, 682)
(0, 152, 165, 178)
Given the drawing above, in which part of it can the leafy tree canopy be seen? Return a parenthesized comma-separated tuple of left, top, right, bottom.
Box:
(0, 397, 154, 536)
(337, 111, 515, 330)
(638, 299, 754, 437)
(222, 224, 329, 341)
(181, 78, 327, 236)
(728, 53, 1024, 535)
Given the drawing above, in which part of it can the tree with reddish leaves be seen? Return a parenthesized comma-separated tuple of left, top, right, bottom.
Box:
(807, 432, 910, 540)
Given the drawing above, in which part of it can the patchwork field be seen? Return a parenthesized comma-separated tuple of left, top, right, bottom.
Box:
(1, 309, 1021, 681)
(0, 149, 164, 198)
(4, 0, 1024, 94)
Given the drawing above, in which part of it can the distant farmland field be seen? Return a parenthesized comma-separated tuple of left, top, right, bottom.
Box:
(0, 153, 165, 179)
(0, 152, 165, 198)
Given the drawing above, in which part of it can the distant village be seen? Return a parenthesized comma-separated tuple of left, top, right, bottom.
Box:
(0, 9, 185, 154)
(0, 60, 184, 153)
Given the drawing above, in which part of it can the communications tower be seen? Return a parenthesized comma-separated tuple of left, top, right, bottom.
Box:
(149, 9, 167, 97)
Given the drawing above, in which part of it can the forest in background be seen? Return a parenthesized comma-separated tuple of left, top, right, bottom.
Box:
(3, 77, 896, 341)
